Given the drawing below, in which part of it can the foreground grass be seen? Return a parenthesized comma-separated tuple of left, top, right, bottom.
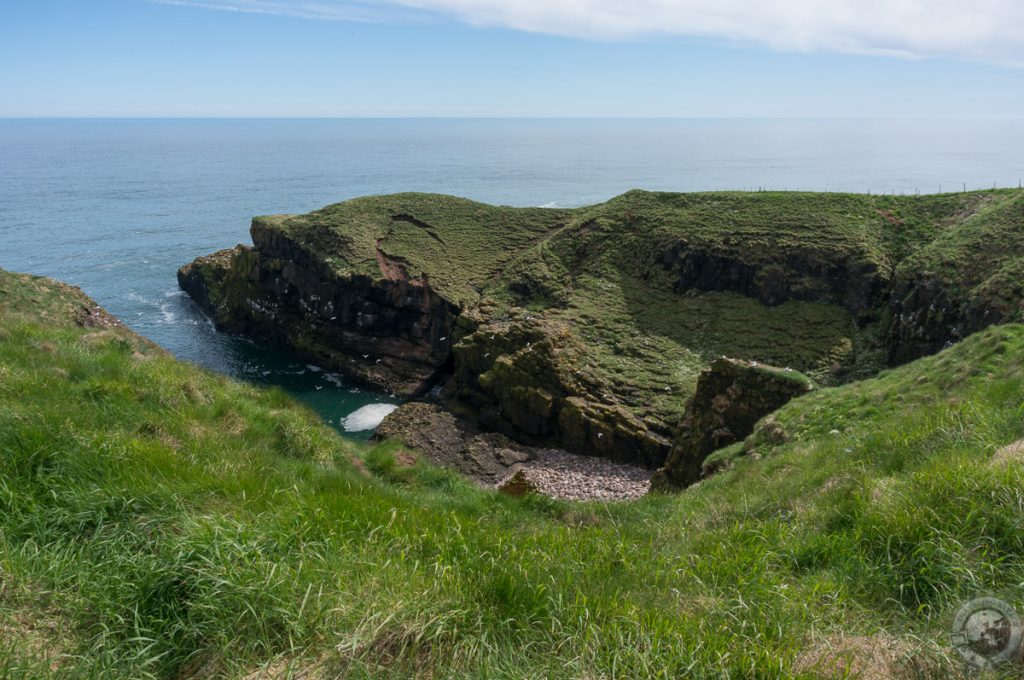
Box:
(3, 270, 1024, 678)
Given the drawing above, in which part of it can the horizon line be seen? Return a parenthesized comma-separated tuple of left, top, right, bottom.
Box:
(4, 114, 1024, 121)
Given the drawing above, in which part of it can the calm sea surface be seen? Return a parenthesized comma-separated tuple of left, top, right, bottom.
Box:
(3, 118, 1023, 435)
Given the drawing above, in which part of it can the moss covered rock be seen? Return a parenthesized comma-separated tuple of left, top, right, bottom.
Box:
(445, 313, 672, 466)
(651, 358, 814, 490)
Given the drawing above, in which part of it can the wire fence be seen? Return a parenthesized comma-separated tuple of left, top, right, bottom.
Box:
(694, 179, 1024, 195)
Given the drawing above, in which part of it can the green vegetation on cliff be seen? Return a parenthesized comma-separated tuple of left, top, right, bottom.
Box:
(6, 269, 1024, 678)
(260, 193, 576, 307)
(182, 188, 1024, 476)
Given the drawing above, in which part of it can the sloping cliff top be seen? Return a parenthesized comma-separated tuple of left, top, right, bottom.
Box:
(255, 188, 1023, 311)
(254, 193, 576, 308)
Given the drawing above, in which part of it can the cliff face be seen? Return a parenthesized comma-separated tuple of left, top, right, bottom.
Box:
(884, 193, 1024, 363)
(650, 358, 814, 489)
(179, 196, 574, 398)
(180, 189, 1024, 478)
(886, 274, 994, 364)
(651, 241, 886, 321)
(178, 229, 458, 398)
(446, 314, 672, 468)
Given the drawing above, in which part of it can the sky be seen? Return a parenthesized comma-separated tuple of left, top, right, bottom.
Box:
(1, 0, 1023, 117)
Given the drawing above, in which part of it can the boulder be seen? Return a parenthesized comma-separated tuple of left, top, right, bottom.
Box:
(496, 469, 539, 497)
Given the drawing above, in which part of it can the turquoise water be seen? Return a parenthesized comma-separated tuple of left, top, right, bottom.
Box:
(2, 118, 1023, 435)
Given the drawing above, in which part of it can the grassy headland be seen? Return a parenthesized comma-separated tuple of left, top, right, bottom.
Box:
(181, 189, 1024, 474)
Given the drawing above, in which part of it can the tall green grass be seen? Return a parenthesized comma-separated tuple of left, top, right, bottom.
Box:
(3, 271, 1024, 678)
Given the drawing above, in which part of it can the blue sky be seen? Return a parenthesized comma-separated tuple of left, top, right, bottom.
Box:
(2, 0, 1023, 117)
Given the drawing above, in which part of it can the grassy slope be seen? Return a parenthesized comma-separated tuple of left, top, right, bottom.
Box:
(891, 190, 1024, 315)
(481, 189, 1020, 306)
(262, 194, 576, 308)
(548, 280, 864, 432)
(482, 190, 1011, 430)
(5, 271, 1024, 678)
(267, 190, 1023, 295)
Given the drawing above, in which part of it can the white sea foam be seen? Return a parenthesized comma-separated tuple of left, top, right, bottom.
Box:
(341, 403, 398, 432)
(159, 302, 177, 324)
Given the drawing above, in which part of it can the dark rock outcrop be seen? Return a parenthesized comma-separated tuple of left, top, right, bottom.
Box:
(651, 358, 814, 490)
(372, 402, 531, 486)
(178, 223, 458, 398)
(649, 240, 887, 321)
(444, 314, 672, 468)
(885, 194, 1024, 363)
(887, 273, 1012, 364)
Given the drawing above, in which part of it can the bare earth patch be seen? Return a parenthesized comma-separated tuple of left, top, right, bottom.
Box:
(393, 449, 417, 469)
(991, 439, 1024, 466)
(349, 456, 372, 477)
(0, 599, 75, 672)
(240, 656, 329, 680)
(794, 633, 947, 679)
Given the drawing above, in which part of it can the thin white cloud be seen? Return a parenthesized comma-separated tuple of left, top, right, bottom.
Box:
(153, 0, 1024, 64)
(152, 0, 416, 23)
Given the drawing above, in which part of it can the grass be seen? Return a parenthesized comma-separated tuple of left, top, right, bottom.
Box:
(259, 193, 576, 308)
(548, 273, 871, 431)
(890, 190, 1024, 320)
(6, 267, 1024, 678)
(267, 189, 1024, 306)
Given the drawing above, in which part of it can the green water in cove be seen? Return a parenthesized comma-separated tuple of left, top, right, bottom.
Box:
(3, 118, 1024, 436)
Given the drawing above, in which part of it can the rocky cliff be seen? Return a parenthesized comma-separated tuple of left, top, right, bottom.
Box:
(650, 358, 814, 489)
(886, 194, 1024, 362)
(180, 189, 1024, 484)
(445, 313, 672, 467)
(178, 240, 457, 397)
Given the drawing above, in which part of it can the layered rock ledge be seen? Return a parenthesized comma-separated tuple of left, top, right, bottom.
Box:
(179, 226, 458, 398)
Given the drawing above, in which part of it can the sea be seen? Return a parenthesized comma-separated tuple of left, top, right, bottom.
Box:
(2, 118, 1023, 437)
